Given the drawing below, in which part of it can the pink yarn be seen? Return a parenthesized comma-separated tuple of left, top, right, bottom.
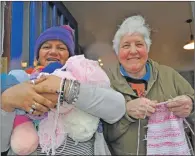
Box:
(61, 55, 110, 87)
(13, 115, 31, 128)
(147, 102, 191, 155)
(11, 121, 39, 155)
(38, 111, 68, 155)
(52, 70, 76, 80)
(39, 55, 110, 154)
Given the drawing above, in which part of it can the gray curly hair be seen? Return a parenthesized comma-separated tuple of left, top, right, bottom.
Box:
(113, 15, 152, 55)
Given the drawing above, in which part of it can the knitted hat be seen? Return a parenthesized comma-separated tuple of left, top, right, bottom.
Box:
(35, 25, 75, 60)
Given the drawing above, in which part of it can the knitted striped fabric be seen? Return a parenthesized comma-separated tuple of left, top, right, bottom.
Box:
(147, 102, 191, 155)
(37, 135, 94, 155)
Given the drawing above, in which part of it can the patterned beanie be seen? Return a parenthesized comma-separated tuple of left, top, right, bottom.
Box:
(35, 25, 75, 60)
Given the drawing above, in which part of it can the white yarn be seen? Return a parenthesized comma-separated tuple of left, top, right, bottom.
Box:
(62, 107, 100, 142)
(136, 119, 141, 156)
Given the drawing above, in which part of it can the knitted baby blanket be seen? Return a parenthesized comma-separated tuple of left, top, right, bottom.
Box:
(147, 102, 191, 155)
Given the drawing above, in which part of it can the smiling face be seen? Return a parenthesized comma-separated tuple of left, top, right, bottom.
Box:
(118, 33, 148, 78)
(38, 40, 70, 66)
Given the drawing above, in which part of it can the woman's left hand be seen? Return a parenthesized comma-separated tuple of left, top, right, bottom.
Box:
(167, 95, 193, 118)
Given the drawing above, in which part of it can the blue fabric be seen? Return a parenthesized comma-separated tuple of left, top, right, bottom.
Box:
(120, 63, 150, 81)
(35, 26, 75, 59)
(97, 121, 103, 133)
(1, 73, 20, 93)
(9, 70, 30, 82)
(1, 73, 25, 115)
(42, 62, 63, 73)
(5, 70, 30, 115)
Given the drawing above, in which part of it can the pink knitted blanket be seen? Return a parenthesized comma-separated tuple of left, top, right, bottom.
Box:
(147, 102, 191, 155)
(38, 55, 110, 155)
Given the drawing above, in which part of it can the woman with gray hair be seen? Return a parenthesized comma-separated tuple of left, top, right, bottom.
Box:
(103, 15, 194, 155)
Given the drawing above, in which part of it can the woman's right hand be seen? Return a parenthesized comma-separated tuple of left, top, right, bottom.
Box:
(126, 97, 157, 119)
(1, 77, 56, 115)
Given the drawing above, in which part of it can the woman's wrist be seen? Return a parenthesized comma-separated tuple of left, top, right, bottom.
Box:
(60, 79, 80, 104)
(65, 79, 80, 104)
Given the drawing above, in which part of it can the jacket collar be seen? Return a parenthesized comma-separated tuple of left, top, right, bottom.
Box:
(119, 63, 151, 82)
(110, 59, 158, 97)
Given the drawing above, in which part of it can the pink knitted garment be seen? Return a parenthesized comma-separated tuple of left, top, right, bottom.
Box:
(13, 115, 31, 128)
(147, 102, 191, 155)
(38, 55, 110, 155)
(58, 55, 110, 87)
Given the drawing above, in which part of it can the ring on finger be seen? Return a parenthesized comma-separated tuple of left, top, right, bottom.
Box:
(31, 104, 36, 110)
(32, 102, 38, 110)
(29, 108, 35, 114)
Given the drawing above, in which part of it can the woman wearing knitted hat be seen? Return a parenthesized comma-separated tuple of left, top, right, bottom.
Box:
(1, 25, 126, 155)
(103, 15, 194, 155)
